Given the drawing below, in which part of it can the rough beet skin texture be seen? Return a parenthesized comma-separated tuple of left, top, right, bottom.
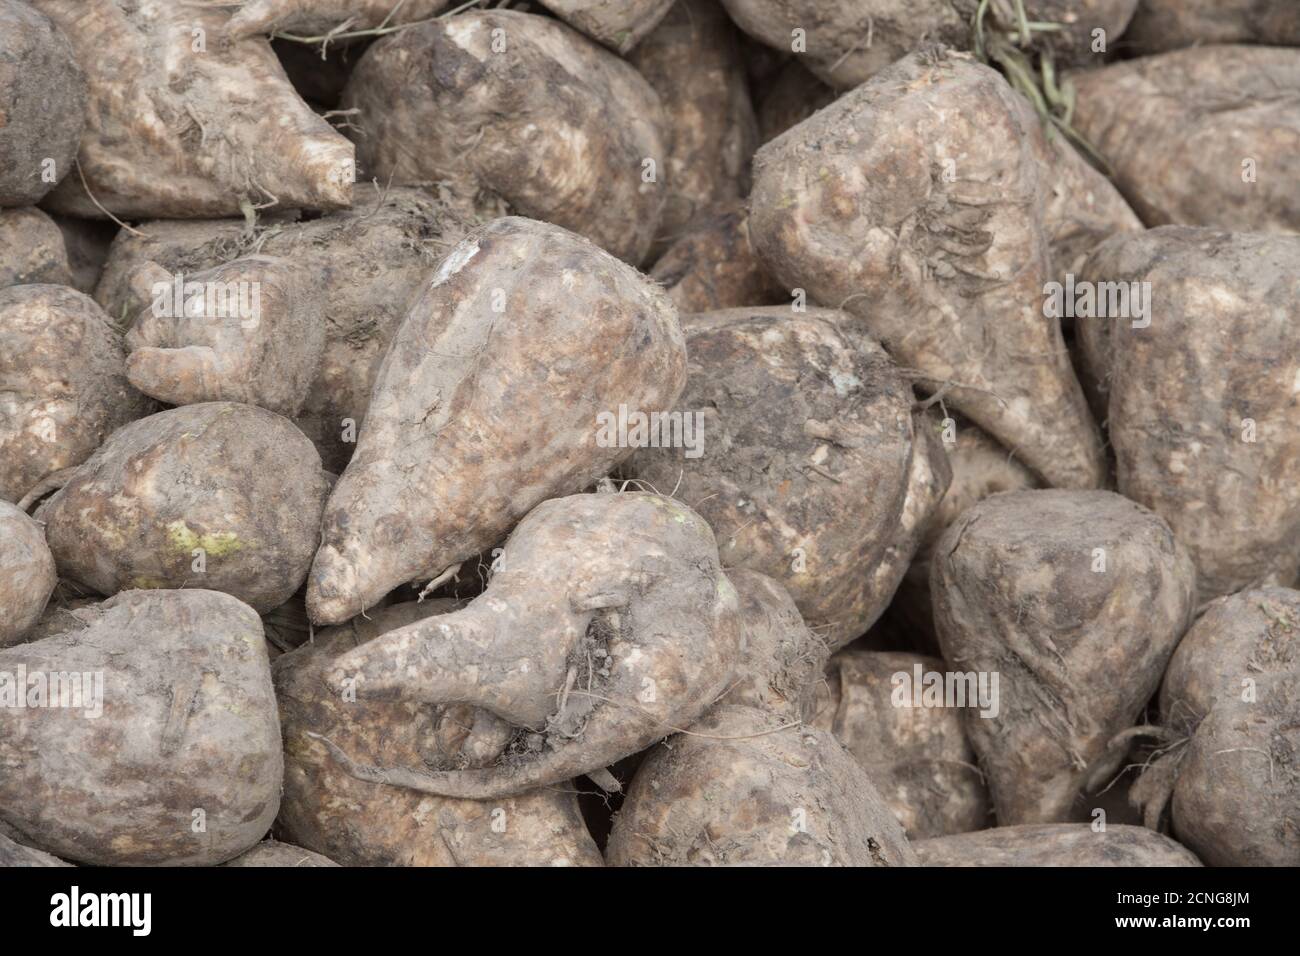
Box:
(0, 283, 153, 505)
(1081, 227, 1300, 600)
(37, 403, 330, 613)
(308, 217, 685, 625)
(1130, 587, 1300, 866)
(314, 491, 743, 800)
(0, 501, 57, 648)
(92, 187, 474, 473)
(915, 824, 1201, 867)
(629, 306, 947, 649)
(32, 0, 354, 218)
(931, 490, 1197, 824)
(341, 11, 667, 264)
(0, 0, 85, 207)
(1070, 45, 1300, 232)
(812, 648, 990, 838)
(749, 48, 1105, 489)
(0, 589, 282, 866)
(275, 600, 603, 866)
(123, 255, 326, 418)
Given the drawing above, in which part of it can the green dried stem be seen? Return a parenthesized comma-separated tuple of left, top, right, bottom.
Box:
(971, 0, 1112, 175)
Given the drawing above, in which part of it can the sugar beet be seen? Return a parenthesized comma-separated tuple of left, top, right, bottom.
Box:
(37, 403, 330, 613)
(275, 600, 603, 866)
(313, 491, 743, 799)
(932, 490, 1196, 823)
(629, 306, 944, 649)
(0, 589, 282, 866)
(308, 217, 685, 625)
(0, 284, 152, 505)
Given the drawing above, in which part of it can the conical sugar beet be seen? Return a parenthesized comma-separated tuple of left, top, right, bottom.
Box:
(0, 284, 154, 505)
(308, 217, 686, 625)
(0, 589, 282, 866)
(340, 12, 667, 264)
(628, 1, 758, 255)
(1083, 228, 1300, 601)
(931, 490, 1196, 824)
(316, 491, 742, 799)
(607, 569, 913, 867)
(749, 49, 1105, 489)
(1070, 45, 1300, 232)
(629, 306, 944, 649)
(32, 0, 354, 218)
(276, 600, 602, 866)
(606, 704, 917, 867)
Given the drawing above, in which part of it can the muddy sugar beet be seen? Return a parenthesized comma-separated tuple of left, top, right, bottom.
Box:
(341, 11, 667, 264)
(123, 256, 325, 418)
(931, 490, 1197, 824)
(720, 1, 1137, 88)
(1070, 45, 1300, 233)
(628, 1, 757, 255)
(275, 601, 601, 867)
(0, 208, 75, 289)
(307, 217, 685, 625)
(37, 402, 330, 613)
(0, 284, 154, 505)
(1080, 228, 1300, 601)
(1128, 588, 1300, 866)
(749, 49, 1106, 490)
(314, 491, 742, 799)
(0, 502, 57, 649)
(813, 649, 990, 839)
(0, 0, 85, 207)
(92, 187, 473, 473)
(649, 200, 786, 313)
(31, 0, 354, 217)
(629, 306, 948, 649)
(0, 589, 281, 866)
(607, 570, 917, 866)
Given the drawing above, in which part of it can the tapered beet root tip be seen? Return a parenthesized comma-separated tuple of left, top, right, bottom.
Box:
(307, 544, 364, 625)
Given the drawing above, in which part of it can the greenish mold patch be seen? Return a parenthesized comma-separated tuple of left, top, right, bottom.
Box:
(166, 520, 244, 557)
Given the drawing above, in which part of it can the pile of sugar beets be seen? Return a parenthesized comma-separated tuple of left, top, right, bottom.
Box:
(1, 0, 1297, 868)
